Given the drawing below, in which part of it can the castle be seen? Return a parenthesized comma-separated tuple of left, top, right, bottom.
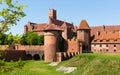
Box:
(1, 9, 120, 62)
(23, 9, 120, 62)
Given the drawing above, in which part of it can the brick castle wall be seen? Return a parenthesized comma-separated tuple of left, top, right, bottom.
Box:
(15, 45, 44, 51)
(67, 39, 82, 53)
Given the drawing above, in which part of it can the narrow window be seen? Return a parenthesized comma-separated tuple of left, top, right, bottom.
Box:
(114, 44, 116, 47)
(106, 44, 108, 47)
(100, 49, 102, 52)
(114, 49, 116, 52)
(94, 44, 96, 47)
(114, 40, 117, 43)
(100, 44, 102, 47)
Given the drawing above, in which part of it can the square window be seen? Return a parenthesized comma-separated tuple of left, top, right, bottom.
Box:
(106, 49, 108, 52)
(114, 49, 116, 52)
(106, 44, 108, 47)
(94, 40, 97, 42)
(114, 40, 117, 43)
(106, 40, 109, 43)
(100, 40, 103, 42)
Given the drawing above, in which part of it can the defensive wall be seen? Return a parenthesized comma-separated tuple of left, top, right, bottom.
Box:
(56, 52, 81, 62)
(67, 39, 82, 53)
(0, 45, 44, 51)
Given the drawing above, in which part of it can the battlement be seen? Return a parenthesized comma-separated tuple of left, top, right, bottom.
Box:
(67, 38, 79, 42)
(15, 45, 44, 51)
(67, 38, 82, 53)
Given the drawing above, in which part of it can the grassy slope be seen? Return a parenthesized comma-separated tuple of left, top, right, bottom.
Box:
(61, 54, 120, 75)
(1, 54, 120, 75)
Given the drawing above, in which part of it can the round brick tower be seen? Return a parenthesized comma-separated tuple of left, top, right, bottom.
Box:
(44, 24, 62, 62)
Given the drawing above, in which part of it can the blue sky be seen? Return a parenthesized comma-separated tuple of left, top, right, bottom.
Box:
(6, 0, 120, 35)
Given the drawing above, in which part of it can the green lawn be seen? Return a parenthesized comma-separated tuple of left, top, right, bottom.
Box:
(1, 54, 120, 75)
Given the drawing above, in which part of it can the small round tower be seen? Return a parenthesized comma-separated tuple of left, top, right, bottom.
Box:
(44, 24, 62, 62)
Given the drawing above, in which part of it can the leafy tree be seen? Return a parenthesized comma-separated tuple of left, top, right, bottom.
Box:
(12, 34, 21, 44)
(20, 35, 26, 45)
(0, 0, 26, 33)
(0, 33, 6, 45)
(20, 32, 44, 45)
(38, 35, 44, 45)
(25, 32, 38, 45)
(6, 33, 14, 45)
(0, 33, 21, 45)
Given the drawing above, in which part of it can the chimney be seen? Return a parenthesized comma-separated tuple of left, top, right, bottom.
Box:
(103, 25, 105, 31)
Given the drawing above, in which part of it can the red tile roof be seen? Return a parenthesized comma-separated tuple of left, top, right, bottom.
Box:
(43, 24, 63, 31)
(28, 18, 74, 32)
(32, 23, 46, 31)
(92, 31, 120, 43)
(51, 18, 74, 28)
(78, 20, 90, 30)
(91, 25, 120, 35)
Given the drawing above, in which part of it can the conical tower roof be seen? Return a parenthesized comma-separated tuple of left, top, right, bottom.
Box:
(78, 20, 90, 30)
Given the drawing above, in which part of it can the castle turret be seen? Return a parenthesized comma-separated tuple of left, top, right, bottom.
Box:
(44, 24, 62, 62)
(77, 20, 91, 52)
(48, 9, 57, 20)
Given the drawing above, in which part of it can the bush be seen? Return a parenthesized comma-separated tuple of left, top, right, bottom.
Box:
(20, 32, 44, 45)
(14, 59, 25, 69)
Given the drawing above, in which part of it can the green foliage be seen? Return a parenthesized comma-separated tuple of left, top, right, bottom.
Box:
(0, 50, 3, 56)
(0, 33, 21, 45)
(14, 59, 25, 69)
(0, 59, 25, 73)
(25, 32, 39, 45)
(38, 35, 44, 45)
(1, 54, 120, 75)
(61, 54, 120, 75)
(0, 0, 26, 33)
(0, 33, 6, 44)
(20, 32, 44, 45)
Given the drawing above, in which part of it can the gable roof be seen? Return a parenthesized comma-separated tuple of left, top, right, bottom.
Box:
(91, 25, 120, 35)
(32, 23, 46, 31)
(43, 24, 63, 31)
(51, 18, 74, 28)
(91, 31, 120, 44)
(78, 20, 90, 30)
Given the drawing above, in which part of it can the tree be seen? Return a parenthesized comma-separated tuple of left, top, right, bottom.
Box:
(25, 32, 38, 45)
(0, 33, 6, 45)
(20, 32, 44, 45)
(0, 0, 26, 33)
(20, 35, 26, 45)
(38, 35, 44, 45)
